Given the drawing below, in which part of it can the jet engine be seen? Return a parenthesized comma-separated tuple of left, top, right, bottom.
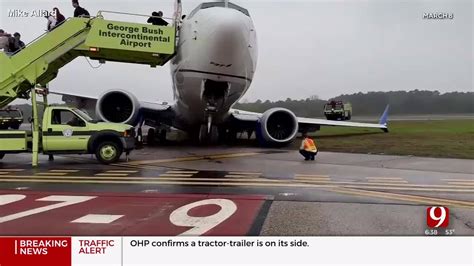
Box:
(96, 90, 141, 125)
(257, 108, 299, 145)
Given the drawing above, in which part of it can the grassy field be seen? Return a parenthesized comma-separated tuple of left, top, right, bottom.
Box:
(296, 119, 474, 159)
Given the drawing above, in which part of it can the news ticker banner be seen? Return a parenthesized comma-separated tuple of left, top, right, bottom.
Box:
(0, 237, 472, 266)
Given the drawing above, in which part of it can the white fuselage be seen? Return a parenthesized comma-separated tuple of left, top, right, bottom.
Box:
(170, 4, 257, 130)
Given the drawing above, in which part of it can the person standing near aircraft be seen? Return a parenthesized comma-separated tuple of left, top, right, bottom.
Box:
(54, 7, 66, 25)
(72, 0, 90, 18)
(45, 14, 57, 31)
(299, 133, 318, 161)
(147, 11, 169, 26)
(11, 32, 25, 52)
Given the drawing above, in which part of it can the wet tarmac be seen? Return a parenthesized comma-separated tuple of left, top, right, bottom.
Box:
(0, 146, 473, 236)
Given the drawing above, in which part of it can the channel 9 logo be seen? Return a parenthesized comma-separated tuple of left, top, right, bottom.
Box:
(426, 206, 449, 228)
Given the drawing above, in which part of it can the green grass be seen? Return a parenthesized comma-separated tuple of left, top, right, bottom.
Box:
(298, 120, 474, 159)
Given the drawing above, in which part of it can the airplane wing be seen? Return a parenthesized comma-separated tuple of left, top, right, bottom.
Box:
(231, 105, 390, 132)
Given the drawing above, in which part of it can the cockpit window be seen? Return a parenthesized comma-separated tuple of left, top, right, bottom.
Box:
(188, 2, 250, 19)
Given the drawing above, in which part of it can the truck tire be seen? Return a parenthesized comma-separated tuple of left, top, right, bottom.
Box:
(347, 112, 351, 120)
(0, 153, 4, 160)
(95, 141, 123, 164)
(10, 124, 20, 130)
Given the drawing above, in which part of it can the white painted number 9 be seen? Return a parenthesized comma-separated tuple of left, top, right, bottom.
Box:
(169, 199, 237, 236)
(429, 207, 446, 228)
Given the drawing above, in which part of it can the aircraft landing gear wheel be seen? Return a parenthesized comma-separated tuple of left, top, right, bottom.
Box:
(159, 129, 167, 143)
(95, 141, 123, 164)
(136, 128, 143, 146)
(198, 124, 219, 144)
(147, 128, 156, 145)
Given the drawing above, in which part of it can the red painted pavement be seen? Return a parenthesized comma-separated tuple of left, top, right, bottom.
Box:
(0, 191, 268, 236)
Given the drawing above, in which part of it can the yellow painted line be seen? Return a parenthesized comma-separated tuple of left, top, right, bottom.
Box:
(49, 170, 80, 173)
(295, 174, 330, 178)
(367, 180, 409, 184)
(343, 185, 474, 193)
(159, 174, 193, 177)
(166, 171, 199, 174)
(295, 177, 331, 181)
(366, 177, 404, 180)
(0, 178, 337, 189)
(104, 170, 138, 173)
(225, 174, 261, 178)
(299, 180, 474, 189)
(95, 173, 130, 177)
(447, 182, 474, 186)
(35, 173, 67, 176)
(0, 175, 274, 183)
(228, 172, 262, 175)
(442, 179, 474, 182)
(125, 152, 261, 165)
(328, 187, 474, 209)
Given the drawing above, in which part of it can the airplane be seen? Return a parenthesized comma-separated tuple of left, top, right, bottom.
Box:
(57, 0, 389, 146)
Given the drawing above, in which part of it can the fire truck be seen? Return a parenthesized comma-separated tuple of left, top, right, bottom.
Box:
(324, 100, 352, 120)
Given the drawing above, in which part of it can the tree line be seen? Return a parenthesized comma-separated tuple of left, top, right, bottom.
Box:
(234, 90, 474, 116)
(7, 90, 474, 121)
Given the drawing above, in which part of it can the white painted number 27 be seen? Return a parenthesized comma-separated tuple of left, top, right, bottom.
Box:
(0, 194, 96, 223)
(169, 199, 237, 236)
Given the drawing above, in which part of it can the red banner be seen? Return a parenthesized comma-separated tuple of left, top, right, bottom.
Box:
(0, 237, 71, 266)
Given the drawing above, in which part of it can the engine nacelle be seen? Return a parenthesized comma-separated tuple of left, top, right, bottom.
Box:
(96, 90, 141, 125)
(257, 108, 299, 145)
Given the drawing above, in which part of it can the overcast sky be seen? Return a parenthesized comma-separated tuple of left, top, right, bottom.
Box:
(1, 0, 472, 104)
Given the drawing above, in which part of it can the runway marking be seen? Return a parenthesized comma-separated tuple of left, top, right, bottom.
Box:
(344, 185, 474, 193)
(229, 172, 262, 175)
(0, 172, 10, 175)
(0, 177, 337, 188)
(328, 187, 474, 209)
(366, 177, 404, 180)
(124, 152, 261, 165)
(295, 174, 330, 178)
(298, 180, 474, 189)
(225, 174, 261, 179)
(49, 170, 80, 173)
(367, 180, 409, 184)
(160, 173, 194, 177)
(35, 173, 68, 176)
(447, 182, 474, 186)
(104, 170, 138, 173)
(166, 170, 199, 174)
(95, 173, 130, 177)
(0, 194, 26, 206)
(0, 175, 281, 183)
(71, 214, 124, 224)
(0, 195, 96, 223)
(442, 179, 474, 182)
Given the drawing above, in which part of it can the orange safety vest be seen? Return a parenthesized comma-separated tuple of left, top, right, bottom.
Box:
(303, 138, 317, 152)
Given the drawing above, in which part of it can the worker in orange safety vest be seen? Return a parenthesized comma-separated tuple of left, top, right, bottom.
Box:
(299, 132, 318, 161)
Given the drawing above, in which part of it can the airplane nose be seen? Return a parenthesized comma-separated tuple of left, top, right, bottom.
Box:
(206, 9, 248, 51)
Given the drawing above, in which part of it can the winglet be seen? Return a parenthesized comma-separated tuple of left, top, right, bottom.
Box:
(379, 104, 390, 126)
